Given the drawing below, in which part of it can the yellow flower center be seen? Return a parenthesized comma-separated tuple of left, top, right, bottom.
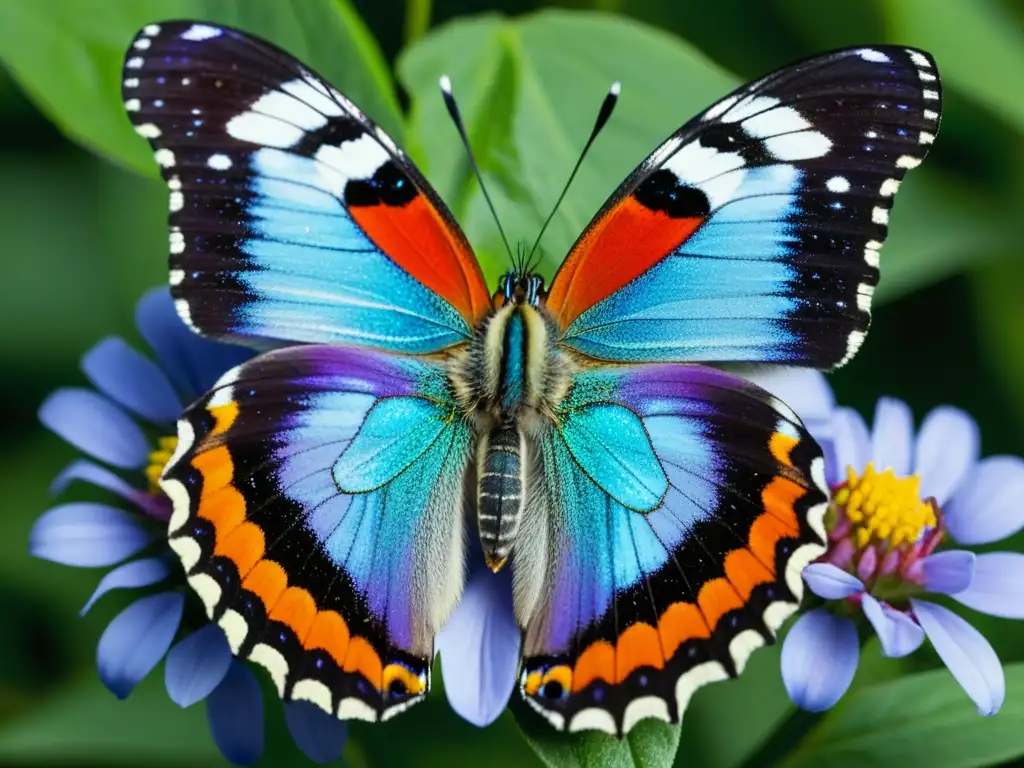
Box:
(833, 462, 936, 549)
(145, 436, 178, 494)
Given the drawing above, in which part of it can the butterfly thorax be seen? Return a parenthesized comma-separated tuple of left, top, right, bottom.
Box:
(448, 273, 571, 571)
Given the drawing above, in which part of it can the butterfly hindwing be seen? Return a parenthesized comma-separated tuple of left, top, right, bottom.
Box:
(546, 46, 941, 369)
(513, 366, 827, 733)
(161, 345, 471, 721)
(123, 22, 490, 353)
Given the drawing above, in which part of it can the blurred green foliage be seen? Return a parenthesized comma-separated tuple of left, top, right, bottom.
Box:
(0, 0, 1022, 766)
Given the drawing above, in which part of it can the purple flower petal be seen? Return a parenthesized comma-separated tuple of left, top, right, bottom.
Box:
(870, 398, 913, 476)
(742, 368, 835, 437)
(136, 287, 252, 400)
(39, 388, 149, 469)
(944, 456, 1024, 545)
(922, 550, 976, 595)
(207, 660, 264, 766)
(82, 337, 183, 424)
(165, 624, 233, 708)
(285, 700, 348, 764)
(436, 568, 520, 727)
(96, 592, 184, 699)
(911, 599, 1005, 716)
(29, 503, 151, 567)
(831, 407, 871, 486)
(913, 407, 979, 506)
(952, 553, 1024, 619)
(781, 609, 859, 712)
(803, 563, 864, 599)
(49, 459, 168, 519)
(80, 557, 170, 615)
(861, 594, 924, 657)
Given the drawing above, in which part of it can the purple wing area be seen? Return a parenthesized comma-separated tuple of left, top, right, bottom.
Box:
(160, 344, 471, 723)
(514, 364, 828, 734)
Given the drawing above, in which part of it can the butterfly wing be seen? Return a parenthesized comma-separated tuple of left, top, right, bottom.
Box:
(161, 345, 471, 721)
(546, 46, 941, 369)
(123, 22, 490, 353)
(513, 366, 827, 733)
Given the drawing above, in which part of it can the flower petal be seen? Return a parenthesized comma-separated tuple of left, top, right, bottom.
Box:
(39, 388, 149, 468)
(803, 563, 864, 599)
(944, 456, 1024, 545)
(870, 397, 913, 475)
(741, 367, 835, 436)
(861, 594, 924, 657)
(29, 503, 152, 567)
(136, 287, 251, 400)
(49, 459, 168, 519)
(96, 592, 184, 699)
(165, 624, 233, 708)
(911, 599, 1005, 716)
(914, 406, 979, 506)
(207, 660, 265, 766)
(80, 557, 170, 615)
(952, 553, 1024, 619)
(781, 609, 859, 711)
(285, 700, 348, 764)
(831, 407, 872, 486)
(82, 337, 182, 424)
(922, 550, 976, 595)
(436, 568, 520, 727)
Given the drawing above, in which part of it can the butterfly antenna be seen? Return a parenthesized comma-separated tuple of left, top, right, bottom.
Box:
(523, 81, 621, 274)
(439, 75, 517, 270)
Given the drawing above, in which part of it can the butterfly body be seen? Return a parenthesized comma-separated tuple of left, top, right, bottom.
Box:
(125, 22, 941, 735)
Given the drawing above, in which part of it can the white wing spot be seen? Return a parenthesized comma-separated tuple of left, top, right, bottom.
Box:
(872, 206, 890, 225)
(919, 131, 935, 145)
(134, 123, 161, 139)
(923, 89, 939, 101)
(125, 57, 144, 69)
(924, 109, 939, 121)
(170, 230, 185, 255)
(207, 153, 232, 170)
(226, 111, 306, 148)
(154, 148, 175, 167)
(879, 178, 900, 197)
(908, 50, 931, 68)
(702, 94, 739, 122)
(143, 24, 161, 36)
(764, 131, 832, 161)
(741, 105, 811, 138)
(826, 175, 850, 193)
(123, 77, 139, 88)
(858, 49, 890, 63)
(896, 155, 922, 169)
(181, 24, 221, 41)
(124, 99, 141, 112)
(169, 191, 184, 212)
(132, 38, 151, 51)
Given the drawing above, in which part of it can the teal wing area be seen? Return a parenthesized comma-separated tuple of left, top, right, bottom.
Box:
(161, 344, 471, 724)
(514, 364, 828, 734)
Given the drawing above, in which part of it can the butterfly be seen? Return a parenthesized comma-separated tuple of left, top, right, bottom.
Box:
(122, 21, 941, 734)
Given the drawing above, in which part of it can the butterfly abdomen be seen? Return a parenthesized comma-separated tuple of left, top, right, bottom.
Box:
(477, 422, 526, 572)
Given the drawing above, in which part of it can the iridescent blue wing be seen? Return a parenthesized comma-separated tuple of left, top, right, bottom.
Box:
(122, 22, 490, 354)
(547, 46, 940, 369)
(514, 366, 828, 733)
(161, 345, 471, 721)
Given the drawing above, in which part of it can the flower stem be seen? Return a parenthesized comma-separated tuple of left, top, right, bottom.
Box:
(735, 707, 822, 768)
(404, 0, 432, 46)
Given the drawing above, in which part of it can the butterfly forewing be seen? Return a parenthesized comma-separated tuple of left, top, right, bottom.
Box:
(547, 46, 941, 370)
(123, 21, 489, 353)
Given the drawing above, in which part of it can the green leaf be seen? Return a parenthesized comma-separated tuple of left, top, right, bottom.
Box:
(0, 0, 400, 176)
(873, 168, 1009, 305)
(398, 9, 737, 282)
(885, 0, 1024, 133)
(781, 663, 1024, 768)
(0, 672, 221, 766)
(514, 700, 681, 768)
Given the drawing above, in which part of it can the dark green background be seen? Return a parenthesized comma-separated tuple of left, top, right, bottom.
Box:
(1, 1, 1023, 766)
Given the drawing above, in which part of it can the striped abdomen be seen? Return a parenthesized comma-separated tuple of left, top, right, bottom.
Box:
(477, 422, 526, 572)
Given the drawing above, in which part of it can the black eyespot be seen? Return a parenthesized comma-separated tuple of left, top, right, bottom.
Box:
(634, 169, 710, 219)
(541, 680, 564, 700)
(388, 679, 407, 697)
